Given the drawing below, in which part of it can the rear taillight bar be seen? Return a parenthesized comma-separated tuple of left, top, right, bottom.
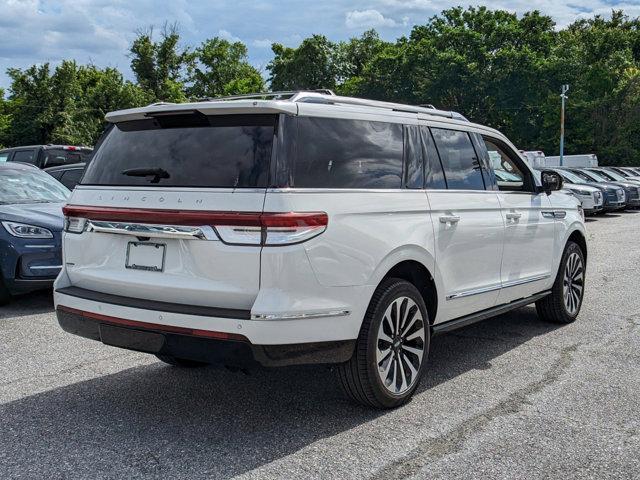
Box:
(62, 206, 328, 246)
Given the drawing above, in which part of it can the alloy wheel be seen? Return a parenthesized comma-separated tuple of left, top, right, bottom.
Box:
(563, 252, 584, 315)
(375, 296, 426, 395)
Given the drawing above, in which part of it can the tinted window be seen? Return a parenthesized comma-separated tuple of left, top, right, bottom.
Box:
(404, 126, 423, 189)
(43, 149, 91, 168)
(60, 169, 84, 189)
(82, 114, 275, 187)
(431, 128, 485, 190)
(420, 127, 447, 189)
(294, 117, 403, 188)
(11, 150, 37, 164)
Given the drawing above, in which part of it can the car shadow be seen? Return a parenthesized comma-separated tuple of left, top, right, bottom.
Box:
(0, 289, 54, 320)
(0, 305, 560, 478)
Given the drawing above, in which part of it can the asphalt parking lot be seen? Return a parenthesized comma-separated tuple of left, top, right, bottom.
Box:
(1, 211, 639, 480)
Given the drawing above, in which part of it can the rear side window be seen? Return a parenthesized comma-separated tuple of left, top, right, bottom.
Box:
(420, 127, 447, 189)
(294, 117, 403, 188)
(11, 150, 37, 165)
(403, 126, 423, 189)
(0, 153, 9, 162)
(82, 114, 276, 188)
(431, 128, 485, 190)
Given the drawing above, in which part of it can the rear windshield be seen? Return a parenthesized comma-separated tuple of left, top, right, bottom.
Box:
(81, 114, 276, 188)
(43, 148, 92, 167)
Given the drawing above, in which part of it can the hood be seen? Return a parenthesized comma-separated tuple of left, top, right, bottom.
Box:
(607, 181, 640, 190)
(0, 202, 65, 232)
(564, 182, 598, 193)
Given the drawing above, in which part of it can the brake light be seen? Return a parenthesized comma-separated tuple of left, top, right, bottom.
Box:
(62, 206, 328, 246)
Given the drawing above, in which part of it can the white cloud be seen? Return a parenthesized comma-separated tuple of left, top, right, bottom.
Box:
(345, 9, 398, 29)
(218, 29, 242, 43)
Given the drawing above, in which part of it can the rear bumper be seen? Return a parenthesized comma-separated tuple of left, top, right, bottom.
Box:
(57, 306, 355, 367)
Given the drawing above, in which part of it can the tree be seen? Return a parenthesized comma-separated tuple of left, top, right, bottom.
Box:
(188, 37, 264, 98)
(0, 89, 10, 148)
(129, 23, 191, 102)
(267, 35, 338, 90)
(3, 62, 149, 147)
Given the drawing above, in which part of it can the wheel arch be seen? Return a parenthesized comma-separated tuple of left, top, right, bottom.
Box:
(567, 228, 588, 263)
(378, 259, 438, 325)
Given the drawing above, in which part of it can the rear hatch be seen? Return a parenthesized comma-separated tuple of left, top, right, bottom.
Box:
(61, 112, 276, 310)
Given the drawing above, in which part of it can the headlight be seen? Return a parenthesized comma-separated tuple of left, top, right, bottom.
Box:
(1, 221, 53, 239)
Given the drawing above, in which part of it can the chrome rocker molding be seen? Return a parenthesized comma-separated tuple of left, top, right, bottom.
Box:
(433, 290, 551, 335)
(446, 273, 550, 300)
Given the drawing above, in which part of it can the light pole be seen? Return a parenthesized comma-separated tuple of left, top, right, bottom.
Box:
(559, 84, 569, 166)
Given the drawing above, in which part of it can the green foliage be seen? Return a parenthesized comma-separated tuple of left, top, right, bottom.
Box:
(188, 37, 264, 98)
(129, 22, 191, 102)
(2, 62, 150, 147)
(268, 35, 339, 90)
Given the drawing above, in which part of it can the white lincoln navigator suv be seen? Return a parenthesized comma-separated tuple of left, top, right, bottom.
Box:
(55, 91, 587, 408)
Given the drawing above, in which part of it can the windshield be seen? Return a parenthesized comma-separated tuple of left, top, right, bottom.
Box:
(82, 114, 276, 188)
(556, 169, 585, 184)
(570, 169, 607, 183)
(0, 168, 70, 204)
(596, 169, 627, 182)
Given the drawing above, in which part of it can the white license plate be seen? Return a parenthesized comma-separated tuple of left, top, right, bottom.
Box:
(125, 242, 166, 272)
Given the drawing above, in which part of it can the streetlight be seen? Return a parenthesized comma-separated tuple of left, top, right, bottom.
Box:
(559, 84, 569, 166)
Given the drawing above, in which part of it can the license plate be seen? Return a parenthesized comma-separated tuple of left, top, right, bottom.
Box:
(126, 242, 166, 272)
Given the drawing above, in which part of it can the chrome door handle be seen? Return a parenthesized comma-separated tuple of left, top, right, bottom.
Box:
(439, 215, 461, 224)
(505, 212, 522, 220)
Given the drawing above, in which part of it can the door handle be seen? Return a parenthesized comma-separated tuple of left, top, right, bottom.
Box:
(505, 212, 522, 220)
(439, 214, 461, 225)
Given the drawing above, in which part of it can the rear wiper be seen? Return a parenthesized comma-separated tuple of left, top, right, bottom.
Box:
(122, 167, 170, 183)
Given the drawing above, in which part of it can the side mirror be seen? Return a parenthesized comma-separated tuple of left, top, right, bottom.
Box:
(540, 170, 563, 195)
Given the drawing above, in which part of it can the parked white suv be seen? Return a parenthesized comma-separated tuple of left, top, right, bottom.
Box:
(55, 92, 587, 408)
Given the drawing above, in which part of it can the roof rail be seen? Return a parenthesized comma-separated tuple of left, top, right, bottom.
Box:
(160, 89, 468, 122)
(293, 93, 468, 121)
(200, 89, 336, 102)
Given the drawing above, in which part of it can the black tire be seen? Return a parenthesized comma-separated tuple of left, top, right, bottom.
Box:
(155, 354, 208, 368)
(0, 277, 11, 306)
(338, 278, 430, 409)
(536, 241, 585, 324)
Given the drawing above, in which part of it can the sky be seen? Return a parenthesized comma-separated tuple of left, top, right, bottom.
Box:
(2, 0, 640, 90)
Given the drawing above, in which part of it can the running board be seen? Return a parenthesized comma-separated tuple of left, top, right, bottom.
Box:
(432, 291, 551, 335)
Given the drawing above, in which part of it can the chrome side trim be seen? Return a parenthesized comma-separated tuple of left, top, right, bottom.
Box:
(29, 265, 63, 270)
(86, 220, 218, 240)
(446, 274, 551, 300)
(24, 245, 56, 249)
(446, 284, 501, 301)
(251, 310, 351, 321)
(501, 273, 551, 289)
